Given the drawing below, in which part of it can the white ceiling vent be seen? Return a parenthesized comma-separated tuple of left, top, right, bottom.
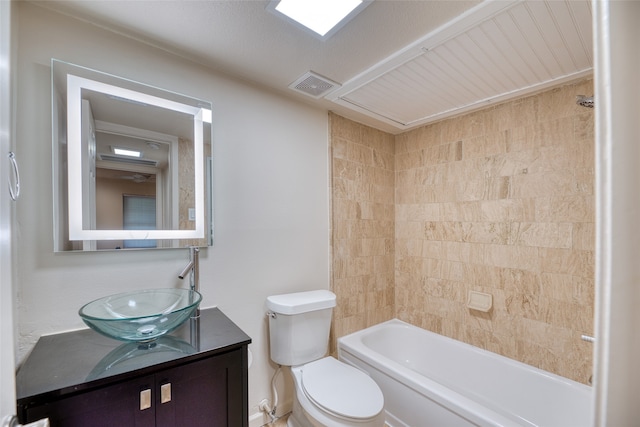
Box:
(289, 71, 340, 98)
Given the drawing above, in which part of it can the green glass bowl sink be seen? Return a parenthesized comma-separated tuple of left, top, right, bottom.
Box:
(79, 288, 202, 342)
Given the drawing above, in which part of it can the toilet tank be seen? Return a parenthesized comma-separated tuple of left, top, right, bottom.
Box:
(266, 290, 336, 366)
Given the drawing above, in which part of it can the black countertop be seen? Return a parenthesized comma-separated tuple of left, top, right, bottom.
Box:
(16, 307, 251, 405)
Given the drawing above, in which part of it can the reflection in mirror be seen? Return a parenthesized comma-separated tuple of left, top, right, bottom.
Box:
(52, 60, 213, 251)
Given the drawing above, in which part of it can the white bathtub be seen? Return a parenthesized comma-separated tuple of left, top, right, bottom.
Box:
(337, 319, 592, 427)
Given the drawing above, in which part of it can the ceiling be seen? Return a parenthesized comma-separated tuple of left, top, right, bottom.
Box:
(33, 0, 593, 134)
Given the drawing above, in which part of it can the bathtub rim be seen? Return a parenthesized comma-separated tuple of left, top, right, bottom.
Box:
(337, 318, 592, 427)
(338, 318, 591, 391)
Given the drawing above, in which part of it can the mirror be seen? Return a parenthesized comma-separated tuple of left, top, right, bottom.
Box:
(52, 60, 213, 251)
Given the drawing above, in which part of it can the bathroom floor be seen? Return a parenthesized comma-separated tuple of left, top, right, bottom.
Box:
(264, 413, 390, 427)
(264, 413, 289, 426)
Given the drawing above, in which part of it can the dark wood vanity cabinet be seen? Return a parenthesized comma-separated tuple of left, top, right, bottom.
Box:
(154, 350, 244, 427)
(23, 373, 158, 427)
(16, 308, 251, 427)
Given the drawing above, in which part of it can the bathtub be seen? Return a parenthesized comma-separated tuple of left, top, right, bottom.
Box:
(337, 319, 592, 427)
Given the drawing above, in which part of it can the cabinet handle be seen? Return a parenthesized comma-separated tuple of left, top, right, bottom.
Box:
(7, 151, 20, 201)
(160, 383, 172, 404)
(140, 389, 152, 411)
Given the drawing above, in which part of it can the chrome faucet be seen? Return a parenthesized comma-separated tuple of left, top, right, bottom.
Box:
(179, 246, 200, 349)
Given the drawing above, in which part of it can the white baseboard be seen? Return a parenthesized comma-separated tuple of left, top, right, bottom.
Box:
(249, 411, 268, 427)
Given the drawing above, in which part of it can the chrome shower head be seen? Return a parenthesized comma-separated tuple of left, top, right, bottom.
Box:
(576, 95, 594, 108)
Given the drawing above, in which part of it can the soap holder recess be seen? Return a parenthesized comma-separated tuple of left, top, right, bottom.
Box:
(467, 290, 492, 312)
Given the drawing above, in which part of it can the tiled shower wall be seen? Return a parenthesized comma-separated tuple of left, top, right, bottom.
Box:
(329, 113, 396, 351)
(330, 78, 594, 383)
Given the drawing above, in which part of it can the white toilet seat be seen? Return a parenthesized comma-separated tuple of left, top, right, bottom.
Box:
(300, 357, 384, 421)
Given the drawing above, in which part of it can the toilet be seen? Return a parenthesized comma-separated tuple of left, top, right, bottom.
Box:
(266, 290, 385, 427)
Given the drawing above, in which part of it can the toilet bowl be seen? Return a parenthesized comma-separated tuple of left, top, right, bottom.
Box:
(266, 290, 385, 427)
(287, 357, 385, 427)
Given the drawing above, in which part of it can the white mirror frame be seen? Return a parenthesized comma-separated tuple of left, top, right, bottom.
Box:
(66, 74, 206, 241)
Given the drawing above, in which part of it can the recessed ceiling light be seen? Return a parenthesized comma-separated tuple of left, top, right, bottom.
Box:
(113, 147, 142, 158)
(268, 0, 371, 40)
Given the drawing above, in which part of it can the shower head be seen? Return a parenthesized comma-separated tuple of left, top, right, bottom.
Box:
(576, 95, 594, 108)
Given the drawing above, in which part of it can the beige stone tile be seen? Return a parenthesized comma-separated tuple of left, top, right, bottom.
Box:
(421, 240, 443, 259)
(572, 222, 595, 251)
(574, 112, 594, 141)
(423, 221, 464, 241)
(500, 268, 541, 294)
(396, 203, 440, 222)
(504, 290, 543, 321)
(332, 258, 347, 279)
(535, 195, 595, 222)
(332, 157, 364, 181)
(361, 238, 388, 257)
(540, 272, 594, 306)
(333, 198, 360, 219)
(330, 112, 362, 142)
(463, 264, 504, 288)
(543, 299, 593, 332)
(440, 260, 465, 282)
(396, 238, 423, 258)
(478, 200, 519, 222)
(484, 103, 514, 134)
(371, 184, 395, 204)
(439, 202, 464, 222)
(538, 83, 588, 122)
(454, 179, 488, 202)
(540, 247, 595, 277)
(362, 125, 395, 155)
(373, 148, 394, 170)
(506, 125, 530, 153)
(461, 222, 510, 244)
(332, 137, 349, 160)
(443, 241, 485, 264)
(396, 255, 423, 275)
(395, 220, 423, 239)
(485, 244, 540, 271)
(527, 116, 575, 149)
(370, 166, 395, 187)
(396, 150, 424, 170)
(511, 170, 578, 199)
(534, 142, 590, 173)
(488, 149, 537, 177)
(508, 222, 572, 248)
(333, 238, 362, 259)
(511, 95, 539, 128)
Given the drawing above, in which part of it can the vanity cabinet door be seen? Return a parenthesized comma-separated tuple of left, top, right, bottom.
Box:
(155, 349, 245, 427)
(21, 347, 247, 427)
(25, 374, 156, 427)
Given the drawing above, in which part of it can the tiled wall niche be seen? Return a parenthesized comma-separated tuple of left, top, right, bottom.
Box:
(329, 78, 594, 383)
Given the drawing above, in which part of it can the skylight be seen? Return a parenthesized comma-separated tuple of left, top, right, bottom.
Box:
(268, 0, 370, 40)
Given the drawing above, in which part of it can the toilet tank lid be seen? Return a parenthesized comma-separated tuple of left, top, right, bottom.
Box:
(266, 290, 336, 315)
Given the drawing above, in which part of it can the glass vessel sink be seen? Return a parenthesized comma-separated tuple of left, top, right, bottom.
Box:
(79, 289, 202, 342)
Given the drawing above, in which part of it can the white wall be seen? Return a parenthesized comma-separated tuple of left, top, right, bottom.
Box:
(15, 2, 329, 423)
(1, 0, 18, 422)
(593, 0, 640, 425)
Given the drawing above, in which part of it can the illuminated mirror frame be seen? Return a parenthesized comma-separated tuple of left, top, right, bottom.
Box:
(66, 74, 206, 241)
